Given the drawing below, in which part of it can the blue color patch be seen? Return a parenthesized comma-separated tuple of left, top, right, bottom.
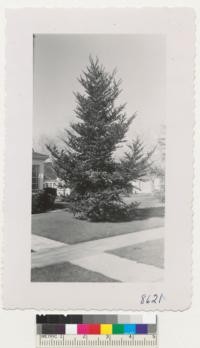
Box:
(124, 324, 136, 334)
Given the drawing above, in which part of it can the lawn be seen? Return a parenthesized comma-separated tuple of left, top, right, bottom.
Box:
(31, 261, 119, 282)
(107, 238, 164, 269)
(32, 193, 164, 245)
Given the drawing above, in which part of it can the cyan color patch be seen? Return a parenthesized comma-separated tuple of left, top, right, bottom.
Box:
(124, 324, 136, 334)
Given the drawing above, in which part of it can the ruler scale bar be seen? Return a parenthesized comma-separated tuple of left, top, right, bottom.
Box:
(37, 335, 158, 348)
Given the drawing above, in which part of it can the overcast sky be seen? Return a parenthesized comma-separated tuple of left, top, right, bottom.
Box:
(33, 34, 165, 153)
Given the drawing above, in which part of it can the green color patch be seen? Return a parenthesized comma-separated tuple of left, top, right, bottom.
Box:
(112, 324, 124, 334)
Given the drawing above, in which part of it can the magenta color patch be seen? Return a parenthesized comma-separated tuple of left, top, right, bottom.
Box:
(77, 324, 90, 334)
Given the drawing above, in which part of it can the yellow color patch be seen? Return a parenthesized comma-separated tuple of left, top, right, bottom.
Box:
(100, 324, 112, 335)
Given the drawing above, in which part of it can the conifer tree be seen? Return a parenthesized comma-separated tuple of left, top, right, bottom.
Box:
(47, 57, 153, 221)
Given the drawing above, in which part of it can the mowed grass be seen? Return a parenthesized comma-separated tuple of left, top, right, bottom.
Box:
(32, 193, 164, 245)
(31, 261, 119, 282)
(107, 239, 164, 269)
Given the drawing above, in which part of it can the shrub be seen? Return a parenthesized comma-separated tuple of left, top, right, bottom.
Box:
(44, 187, 57, 197)
(32, 189, 56, 214)
(32, 192, 43, 214)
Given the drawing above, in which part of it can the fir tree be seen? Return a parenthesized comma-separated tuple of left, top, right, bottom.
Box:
(47, 57, 153, 221)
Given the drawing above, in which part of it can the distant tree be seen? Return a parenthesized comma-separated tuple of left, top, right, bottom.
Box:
(149, 128, 165, 202)
(47, 57, 154, 221)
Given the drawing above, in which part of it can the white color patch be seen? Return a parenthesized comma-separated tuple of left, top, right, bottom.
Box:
(65, 324, 77, 335)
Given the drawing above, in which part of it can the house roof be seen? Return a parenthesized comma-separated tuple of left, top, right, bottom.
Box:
(32, 150, 48, 161)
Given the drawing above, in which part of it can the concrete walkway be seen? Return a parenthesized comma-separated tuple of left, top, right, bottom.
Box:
(32, 227, 163, 266)
(32, 227, 164, 282)
(72, 253, 163, 282)
(32, 235, 67, 251)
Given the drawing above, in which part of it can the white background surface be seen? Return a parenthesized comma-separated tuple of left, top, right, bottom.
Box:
(4, 7, 194, 311)
(0, 0, 200, 347)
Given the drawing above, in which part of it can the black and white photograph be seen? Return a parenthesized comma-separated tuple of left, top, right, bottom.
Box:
(31, 34, 166, 282)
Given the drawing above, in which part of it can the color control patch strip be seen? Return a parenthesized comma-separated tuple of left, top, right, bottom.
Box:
(36, 314, 157, 335)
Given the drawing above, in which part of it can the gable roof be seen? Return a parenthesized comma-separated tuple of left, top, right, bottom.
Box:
(32, 150, 48, 161)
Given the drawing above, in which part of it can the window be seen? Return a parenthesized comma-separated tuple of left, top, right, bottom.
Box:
(32, 165, 39, 190)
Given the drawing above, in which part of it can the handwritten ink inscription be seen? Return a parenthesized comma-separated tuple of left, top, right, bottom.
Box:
(140, 293, 165, 304)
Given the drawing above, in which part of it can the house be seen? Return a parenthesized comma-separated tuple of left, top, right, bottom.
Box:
(32, 150, 70, 196)
(43, 161, 70, 196)
(132, 174, 164, 194)
(32, 150, 48, 191)
(43, 161, 57, 189)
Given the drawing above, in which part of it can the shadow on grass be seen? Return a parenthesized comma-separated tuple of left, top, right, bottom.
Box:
(134, 206, 165, 220)
(36, 200, 164, 223)
(107, 206, 165, 223)
(63, 205, 165, 223)
(52, 201, 70, 210)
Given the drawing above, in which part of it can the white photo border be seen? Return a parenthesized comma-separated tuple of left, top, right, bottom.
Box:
(4, 8, 194, 310)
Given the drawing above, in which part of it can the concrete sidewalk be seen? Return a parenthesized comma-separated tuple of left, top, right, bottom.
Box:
(72, 253, 163, 282)
(32, 234, 67, 251)
(32, 227, 163, 267)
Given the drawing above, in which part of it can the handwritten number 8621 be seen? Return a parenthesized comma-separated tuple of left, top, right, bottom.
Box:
(140, 293, 164, 304)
